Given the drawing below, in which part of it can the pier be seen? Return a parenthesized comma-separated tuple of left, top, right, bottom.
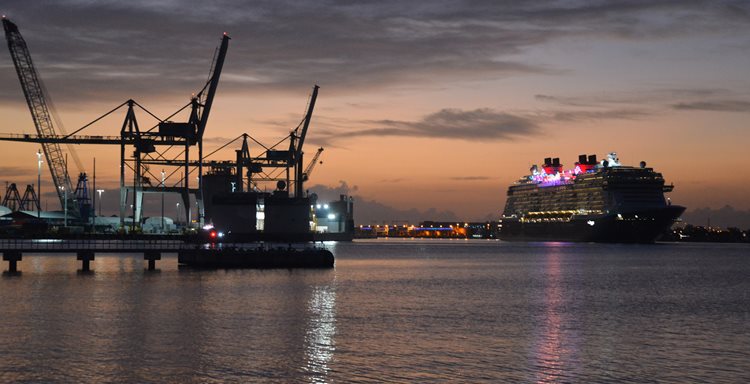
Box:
(0, 236, 334, 272)
(0, 237, 184, 272)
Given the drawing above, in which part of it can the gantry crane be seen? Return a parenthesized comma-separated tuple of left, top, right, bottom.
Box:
(1, 17, 229, 229)
(2, 17, 78, 216)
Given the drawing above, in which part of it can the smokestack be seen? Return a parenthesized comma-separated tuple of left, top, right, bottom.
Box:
(552, 158, 560, 166)
(544, 157, 552, 165)
(578, 154, 587, 163)
(588, 154, 597, 164)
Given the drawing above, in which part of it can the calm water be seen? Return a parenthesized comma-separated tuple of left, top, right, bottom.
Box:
(0, 240, 748, 383)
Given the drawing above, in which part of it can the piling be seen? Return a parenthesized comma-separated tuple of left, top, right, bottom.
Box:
(77, 251, 95, 272)
(3, 251, 22, 273)
(144, 251, 161, 270)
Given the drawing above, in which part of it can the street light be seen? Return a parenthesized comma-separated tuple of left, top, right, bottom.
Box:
(176, 202, 180, 226)
(96, 189, 104, 216)
(161, 170, 165, 233)
(36, 150, 42, 218)
(59, 186, 67, 227)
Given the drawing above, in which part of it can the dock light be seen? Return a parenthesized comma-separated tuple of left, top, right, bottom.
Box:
(36, 150, 43, 218)
(96, 189, 104, 216)
(327, 213, 336, 220)
(316, 204, 321, 209)
(59, 186, 67, 227)
(324, 204, 329, 209)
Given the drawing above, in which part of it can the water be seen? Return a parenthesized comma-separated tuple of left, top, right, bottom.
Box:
(0, 239, 748, 383)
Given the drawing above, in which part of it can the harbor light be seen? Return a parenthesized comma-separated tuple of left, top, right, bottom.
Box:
(36, 149, 42, 218)
(96, 189, 104, 216)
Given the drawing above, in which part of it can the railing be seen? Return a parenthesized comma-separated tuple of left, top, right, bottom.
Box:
(0, 133, 123, 141)
(0, 238, 187, 252)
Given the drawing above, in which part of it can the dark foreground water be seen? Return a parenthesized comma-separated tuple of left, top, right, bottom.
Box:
(0, 240, 748, 383)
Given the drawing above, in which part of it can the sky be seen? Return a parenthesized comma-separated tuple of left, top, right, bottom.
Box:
(1, 0, 749, 224)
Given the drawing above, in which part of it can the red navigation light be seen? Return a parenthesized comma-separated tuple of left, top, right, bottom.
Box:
(209, 230, 218, 240)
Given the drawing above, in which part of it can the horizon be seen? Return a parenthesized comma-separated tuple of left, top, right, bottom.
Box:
(1, 1, 749, 226)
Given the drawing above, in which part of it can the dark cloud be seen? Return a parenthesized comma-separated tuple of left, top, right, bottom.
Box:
(312, 103, 668, 145)
(671, 100, 750, 112)
(536, 88, 750, 119)
(379, 178, 406, 183)
(536, 88, 734, 107)
(0, 166, 33, 179)
(548, 108, 652, 122)
(449, 176, 492, 181)
(1, 0, 748, 106)
(535, 94, 596, 107)
(324, 108, 538, 143)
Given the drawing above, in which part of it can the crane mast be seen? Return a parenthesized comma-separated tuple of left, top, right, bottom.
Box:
(2, 18, 78, 216)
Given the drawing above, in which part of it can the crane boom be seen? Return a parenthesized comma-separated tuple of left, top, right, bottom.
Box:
(292, 85, 320, 196)
(3, 17, 78, 216)
(302, 147, 324, 181)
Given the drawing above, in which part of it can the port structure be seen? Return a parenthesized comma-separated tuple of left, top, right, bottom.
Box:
(1, 17, 230, 229)
(240, 85, 320, 197)
(1, 183, 40, 211)
(2, 17, 80, 217)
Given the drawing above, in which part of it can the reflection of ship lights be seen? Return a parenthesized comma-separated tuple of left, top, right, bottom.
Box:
(534, 251, 571, 382)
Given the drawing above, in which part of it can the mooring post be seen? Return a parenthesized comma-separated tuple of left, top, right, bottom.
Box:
(3, 251, 22, 273)
(144, 251, 161, 271)
(77, 251, 95, 272)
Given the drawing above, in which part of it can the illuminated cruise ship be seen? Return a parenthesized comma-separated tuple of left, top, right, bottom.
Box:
(499, 152, 685, 243)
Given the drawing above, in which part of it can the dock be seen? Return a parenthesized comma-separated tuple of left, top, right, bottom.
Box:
(0, 236, 334, 272)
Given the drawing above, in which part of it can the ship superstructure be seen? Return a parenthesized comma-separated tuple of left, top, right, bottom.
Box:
(500, 153, 685, 243)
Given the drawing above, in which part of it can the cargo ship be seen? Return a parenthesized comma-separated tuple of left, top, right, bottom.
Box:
(499, 153, 685, 243)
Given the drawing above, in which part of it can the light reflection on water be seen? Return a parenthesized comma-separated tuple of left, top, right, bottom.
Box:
(534, 248, 565, 383)
(304, 285, 337, 382)
(0, 241, 748, 382)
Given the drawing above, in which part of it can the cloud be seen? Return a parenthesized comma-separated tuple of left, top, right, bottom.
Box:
(378, 178, 406, 183)
(449, 176, 492, 181)
(325, 108, 538, 143)
(0, 166, 34, 179)
(2, 0, 748, 106)
(535, 88, 750, 119)
(671, 100, 750, 112)
(535, 94, 597, 107)
(313, 102, 665, 145)
(547, 108, 652, 122)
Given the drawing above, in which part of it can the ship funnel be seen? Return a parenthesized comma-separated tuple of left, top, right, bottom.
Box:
(552, 158, 560, 166)
(578, 154, 587, 163)
(544, 157, 552, 166)
(588, 154, 597, 164)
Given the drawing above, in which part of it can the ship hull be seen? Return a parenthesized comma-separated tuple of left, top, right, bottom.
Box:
(499, 205, 685, 243)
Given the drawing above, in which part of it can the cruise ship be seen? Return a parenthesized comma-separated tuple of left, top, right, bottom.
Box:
(499, 153, 685, 243)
